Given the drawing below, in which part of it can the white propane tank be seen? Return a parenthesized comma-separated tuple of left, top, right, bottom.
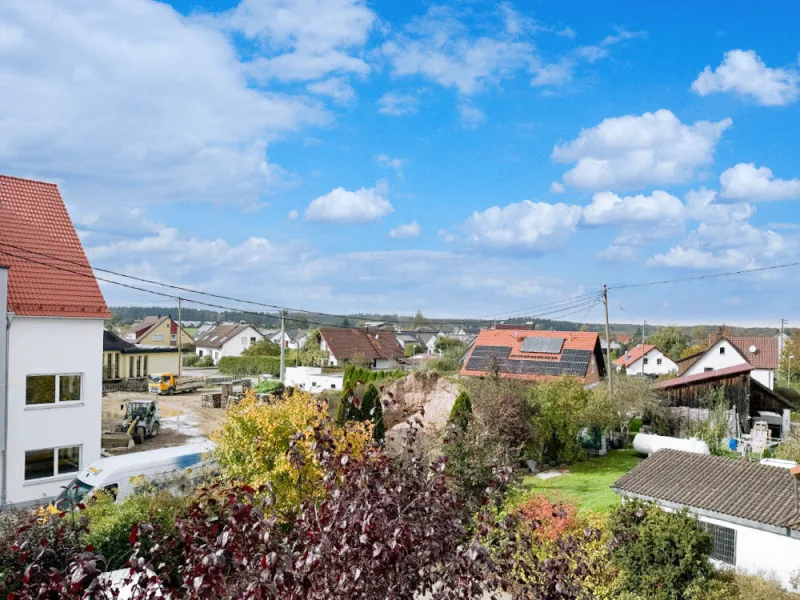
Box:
(632, 433, 710, 456)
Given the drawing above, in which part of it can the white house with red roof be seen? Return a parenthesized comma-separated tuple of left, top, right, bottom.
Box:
(0, 175, 110, 505)
(614, 344, 678, 377)
(677, 336, 780, 390)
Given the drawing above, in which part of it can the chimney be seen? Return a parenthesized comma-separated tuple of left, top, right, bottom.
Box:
(791, 465, 800, 480)
(625, 351, 629, 360)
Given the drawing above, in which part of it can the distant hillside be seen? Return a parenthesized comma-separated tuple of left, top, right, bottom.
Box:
(108, 306, 790, 338)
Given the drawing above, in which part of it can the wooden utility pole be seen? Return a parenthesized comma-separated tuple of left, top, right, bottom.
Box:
(641, 320, 646, 376)
(603, 285, 613, 393)
(279, 310, 287, 382)
(177, 297, 182, 379)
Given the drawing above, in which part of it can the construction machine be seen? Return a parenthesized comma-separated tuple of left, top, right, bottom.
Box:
(116, 399, 162, 445)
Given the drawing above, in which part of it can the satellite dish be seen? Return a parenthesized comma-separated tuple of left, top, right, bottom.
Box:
(749, 345, 758, 354)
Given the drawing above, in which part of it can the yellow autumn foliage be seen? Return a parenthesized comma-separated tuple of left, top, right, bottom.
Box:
(211, 390, 372, 515)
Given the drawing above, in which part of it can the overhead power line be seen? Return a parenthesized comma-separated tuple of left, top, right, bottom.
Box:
(608, 260, 800, 291)
(0, 240, 604, 326)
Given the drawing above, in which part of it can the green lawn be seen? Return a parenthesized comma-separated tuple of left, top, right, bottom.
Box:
(516, 450, 643, 513)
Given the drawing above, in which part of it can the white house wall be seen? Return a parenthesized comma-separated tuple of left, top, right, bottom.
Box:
(6, 317, 104, 504)
(751, 368, 774, 389)
(621, 348, 677, 376)
(684, 340, 747, 376)
(284, 367, 343, 393)
(0, 268, 7, 499)
(144, 352, 180, 376)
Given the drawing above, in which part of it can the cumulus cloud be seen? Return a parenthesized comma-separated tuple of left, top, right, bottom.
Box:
(462, 200, 582, 251)
(583, 191, 685, 226)
(305, 183, 393, 223)
(550, 182, 566, 194)
(288, 209, 299, 220)
(377, 92, 420, 116)
(307, 76, 356, 104)
(719, 162, 800, 202)
(0, 0, 328, 210)
(692, 49, 800, 106)
(389, 221, 422, 239)
(552, 109, 732, 190)
(647, 247, 749, 269)
(214, 0, 375, 83)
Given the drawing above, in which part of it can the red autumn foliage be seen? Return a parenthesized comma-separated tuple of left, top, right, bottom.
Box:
(514, 494, 578, 541)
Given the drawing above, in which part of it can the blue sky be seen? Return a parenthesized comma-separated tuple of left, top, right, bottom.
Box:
(2, 0, 800, 326)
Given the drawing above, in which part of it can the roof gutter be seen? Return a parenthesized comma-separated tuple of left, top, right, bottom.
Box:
(613, 489, 800, 539)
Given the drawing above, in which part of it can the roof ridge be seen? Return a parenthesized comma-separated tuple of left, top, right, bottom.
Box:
(0, 173, 58, 186)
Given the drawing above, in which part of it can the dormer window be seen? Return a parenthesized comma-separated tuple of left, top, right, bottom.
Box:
(720, 347, 725, 355)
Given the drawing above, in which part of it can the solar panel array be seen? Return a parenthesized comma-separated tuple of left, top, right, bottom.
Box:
(465, 347, 592, 377)
(520, 336, 564, 354)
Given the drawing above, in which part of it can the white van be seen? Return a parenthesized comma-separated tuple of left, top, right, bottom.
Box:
(51, 442, 215, 511)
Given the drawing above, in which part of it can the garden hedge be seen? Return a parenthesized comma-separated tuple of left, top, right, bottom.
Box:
(218, 356, 280, 377)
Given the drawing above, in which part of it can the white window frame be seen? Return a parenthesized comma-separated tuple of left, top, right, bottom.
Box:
(153, 333, 165, 341)
(25, 373, 84, 409)
(170, 334, 177, 342)
(23, 444, 82, 484)
(242, 336, 248, 346)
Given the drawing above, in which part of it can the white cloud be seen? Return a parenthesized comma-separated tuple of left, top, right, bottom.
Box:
(0, 0, 328, 209)
(305, 183, 393, 223)
(550, 182, 566, 194)
(691, 49, 800, 106)
(583, 190, 685, 226)
(389, 221, 421, 239)
(382, 5, 534, 95)
(375, 154, 405, 171)
(552, 109, 732, 190)
(719, 162, 800, 202)
(647, 247, 749, 269)
(574, 28, 646, 63)
(377, 92, 420, 116)
(459, 104, 485, 128)
(288, 209, 299, 220)
(462, 200, 582, 251)
(531, 61, 574, 86)
(214, 0, 375, 83)
(307, 76, 356, 104)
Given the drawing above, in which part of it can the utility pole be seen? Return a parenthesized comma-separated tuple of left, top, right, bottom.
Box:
(177, 297, 182, 379)
(780, 318, 788, 361)
(279, 310, 287, 383)
(641, 320, 646, 376)
(603, 285, 613, 394)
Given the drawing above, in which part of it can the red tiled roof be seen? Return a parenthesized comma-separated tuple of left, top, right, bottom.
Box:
(460, 329, 603, 382)
(654, 363, 753, 389)
(0, 175, 110, 318)
(616, 334, 632, 344)
(727, 336, 780, 369)
(319, 328, 404, 361)
(614, 344, 656, 367)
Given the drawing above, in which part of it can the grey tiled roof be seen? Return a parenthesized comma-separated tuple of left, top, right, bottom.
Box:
(613, 450, 800, 530)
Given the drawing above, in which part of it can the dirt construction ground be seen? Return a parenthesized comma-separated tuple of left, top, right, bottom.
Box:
(102, 390, 228, 453)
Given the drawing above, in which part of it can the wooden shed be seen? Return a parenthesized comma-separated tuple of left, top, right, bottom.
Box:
(654, 363, 791, 434)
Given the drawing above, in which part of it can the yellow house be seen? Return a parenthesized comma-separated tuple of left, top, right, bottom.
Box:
(121, 315, 194, 347)
(103, 330, 180, 380)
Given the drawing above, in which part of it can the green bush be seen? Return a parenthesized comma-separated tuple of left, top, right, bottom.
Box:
(448, 391, 472, 430)
(218, 356, 280, 377)
(182, 353, 200, 367)
(254, 379, 285, 394)
(528, 378, 590, 466)
(83, 490, 189, 570)
(242, 339, 281, 357)
(609, 499, 714, 600)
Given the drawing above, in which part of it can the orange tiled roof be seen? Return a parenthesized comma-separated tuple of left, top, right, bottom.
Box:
(460, 329, 603, 382)
(0, 175, 110, 318)
(614, 344, 656, 368)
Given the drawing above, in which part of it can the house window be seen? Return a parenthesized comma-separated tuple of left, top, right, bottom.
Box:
(241, 336, 248, 346)
(656, 358, 662, 365)
(643, 358, 649, 365)
(331, 384, 336, 389)
(250, 337, 256, 344)
(143, 356, 149, 375)
(26, 375, 82, 406)
(114, 353, 119, 378)
(704, 367, 713, 372)
(170, 334, 177, 342)
(24, 445, 81, 481)
(699, 522, 736, 565)
(719, 347, 725, 355)
(198, 350, 204, 357)
(129, 356, 135, 377)
(136, 356, 142, 377)
(153, 334, 164, 342)
(105, 353, 113, 379)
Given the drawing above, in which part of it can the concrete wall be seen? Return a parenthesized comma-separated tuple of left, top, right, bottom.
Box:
(6, 316, 104, 504)
(284, 367, 343, 393)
